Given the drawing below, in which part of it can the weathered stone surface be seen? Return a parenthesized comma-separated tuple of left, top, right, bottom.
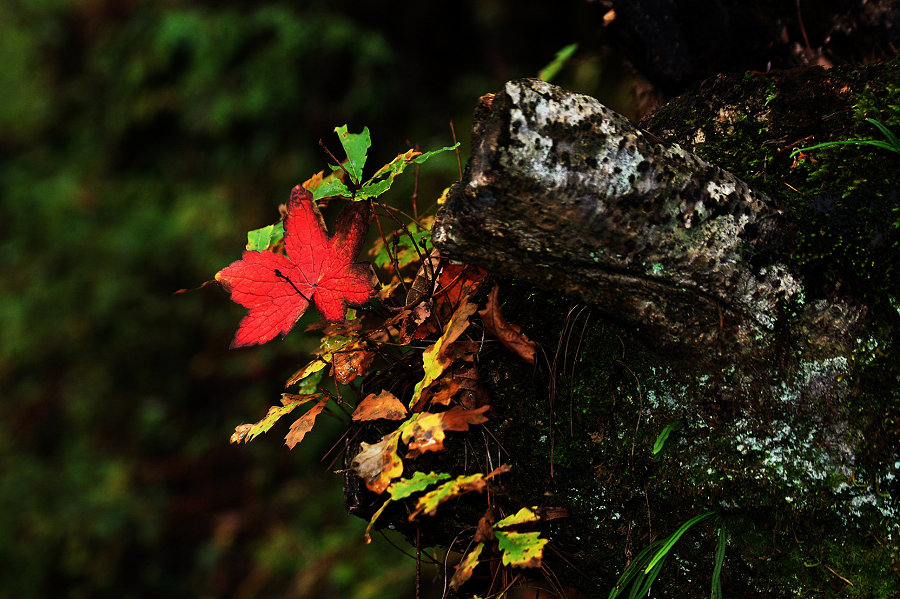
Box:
(427, 72, 899, 597)
(434, 79, 838, 355)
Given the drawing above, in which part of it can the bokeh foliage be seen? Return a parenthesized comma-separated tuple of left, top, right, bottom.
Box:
(0, 1, 618, 596)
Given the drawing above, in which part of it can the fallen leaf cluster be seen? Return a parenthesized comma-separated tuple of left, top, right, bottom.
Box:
(213, 125, 547, 596)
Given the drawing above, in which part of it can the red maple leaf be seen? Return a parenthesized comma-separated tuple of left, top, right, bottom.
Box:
(216, 185, 376, 348)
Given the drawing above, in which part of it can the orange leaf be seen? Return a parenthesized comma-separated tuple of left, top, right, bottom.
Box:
(440, 404, 490, 431)
(415, 362, 489, 412)
(478, 284, 537, 364)
(352, 390, 408, 421)
(420, 377, 465, 407)
(350, 430, 404, 494)
(284, 396, 330, 449)
(401, 405, 489, 457)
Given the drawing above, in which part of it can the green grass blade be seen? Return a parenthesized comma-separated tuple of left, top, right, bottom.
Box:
(632, 555, 667, 599)
(652, 420, 682, 455)
(538, 43, 578, 82)
(866, 118, 900, 151)
(644, 511, 714, 574)
(855, 139, 899, 152)
(711, 521, 727, 599)
(608, 541, 662, 599)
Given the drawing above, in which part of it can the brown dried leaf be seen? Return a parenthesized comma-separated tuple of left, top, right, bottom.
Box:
(284, 396, 330, 449)
(434, 263, 487, 319)
(332, 340, 375, 384)
(351, 390, 408, 421)
(419, 377, 464, 407)
(384, 302, 433, 345)
(415, 362, 489, 412)
(479, 284, 537, 364)
(475, 510, 496, 544)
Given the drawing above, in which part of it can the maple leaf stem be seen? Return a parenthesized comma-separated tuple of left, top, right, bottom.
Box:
(274, 269, 312, 304)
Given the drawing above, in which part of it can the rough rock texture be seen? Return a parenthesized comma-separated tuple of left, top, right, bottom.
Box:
(428, 69, 899, 597)
(433, 79, 810, 354)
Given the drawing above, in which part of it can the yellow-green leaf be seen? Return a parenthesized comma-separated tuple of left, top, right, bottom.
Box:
(495, 506, 540, 528)
(495, 530, 548, 568)
(364, 471, 452, 543)
(450, 542, 484, 591)
(410, 473, 486, 519)
(229, 393, 321, 444)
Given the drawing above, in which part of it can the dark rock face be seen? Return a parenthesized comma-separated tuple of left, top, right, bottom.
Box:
(431, 74, 899, 596)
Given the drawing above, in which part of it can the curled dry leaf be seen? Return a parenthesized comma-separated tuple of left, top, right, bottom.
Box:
(351, 390, 408, 421)
(285, 395, 330, 449)
(404, 248, 442, 306)
(475, 510, 496, 544)
(383, 302, 433, 345)
(350, 430, 404, 494)
(479, 284, 537, 364)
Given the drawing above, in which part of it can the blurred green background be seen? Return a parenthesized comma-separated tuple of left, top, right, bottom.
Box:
(0, 1, 636, 597)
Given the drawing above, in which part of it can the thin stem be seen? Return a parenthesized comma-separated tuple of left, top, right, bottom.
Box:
(450, 120, 462, 180)
(274, 269, 312, 304)
(318, 139, 358, 191)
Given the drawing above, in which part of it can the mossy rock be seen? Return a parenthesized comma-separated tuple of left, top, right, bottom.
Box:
(363, 63, 900, 597)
